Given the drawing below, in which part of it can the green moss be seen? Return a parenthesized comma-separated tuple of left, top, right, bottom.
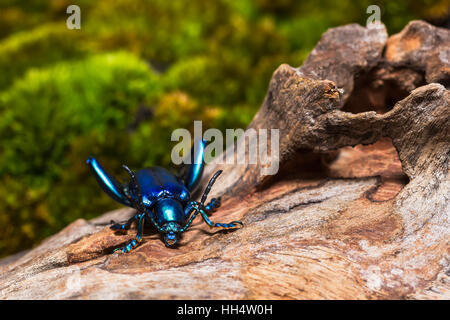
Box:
(0, 0, 447, 257)
(0, 52, 162, 254)
(0, 24, 89, 90)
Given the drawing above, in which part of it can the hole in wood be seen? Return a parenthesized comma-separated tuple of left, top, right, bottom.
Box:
(342, 68, 425, 114)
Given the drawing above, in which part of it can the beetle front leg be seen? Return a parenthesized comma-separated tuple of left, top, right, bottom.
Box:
(113, 213, 145, 253)
(183, 170, 242, 231)
(199, 210, 243, 230)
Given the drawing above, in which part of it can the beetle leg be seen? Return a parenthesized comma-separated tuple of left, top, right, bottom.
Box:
(179, 139, 206, 193)
(184, 201, 242, 231)
(189, 170, 242, 230)
(180, 205, 200, 232)
(110, 213, 140, 231)
(198, 208, 243, 230)
(86, 157, 131, 207)
(113, 213, 145, 253)
(181, 170, 242, 233)
(144, 210, 164, 233)
(204, 197, 221, 213)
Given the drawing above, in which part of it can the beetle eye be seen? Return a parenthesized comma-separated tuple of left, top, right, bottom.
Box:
(167, 232, 176, 240)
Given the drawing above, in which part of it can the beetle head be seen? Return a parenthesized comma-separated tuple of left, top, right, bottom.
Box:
(161, 221, 181, 247)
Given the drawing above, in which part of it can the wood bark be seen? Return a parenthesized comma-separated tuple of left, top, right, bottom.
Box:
(0, 21, 448, 299)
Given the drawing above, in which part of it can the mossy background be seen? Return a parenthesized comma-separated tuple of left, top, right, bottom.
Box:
(0, 0, 448, 258)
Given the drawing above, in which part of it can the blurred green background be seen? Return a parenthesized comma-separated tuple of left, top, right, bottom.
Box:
(0, 0, 448, 258)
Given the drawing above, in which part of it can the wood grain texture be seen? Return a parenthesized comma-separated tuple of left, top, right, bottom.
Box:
(0, 21, 448, 300)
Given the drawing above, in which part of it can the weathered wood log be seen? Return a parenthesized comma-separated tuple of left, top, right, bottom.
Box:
(0, 21, 448, 299)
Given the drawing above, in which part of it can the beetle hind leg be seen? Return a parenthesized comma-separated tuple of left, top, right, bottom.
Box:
(179, 139, 206, 193)
(86, 157, 131, 207)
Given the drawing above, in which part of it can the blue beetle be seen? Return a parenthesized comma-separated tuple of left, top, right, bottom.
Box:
(86, 139, 242, 253)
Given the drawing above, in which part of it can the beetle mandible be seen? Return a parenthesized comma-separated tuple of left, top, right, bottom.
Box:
(86, 139, 242, 253)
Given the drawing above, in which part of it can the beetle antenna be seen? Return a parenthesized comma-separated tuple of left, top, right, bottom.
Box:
(200, 170, 222, 204)
(122, 165, 143, 203)
(122, 165, 164, 232)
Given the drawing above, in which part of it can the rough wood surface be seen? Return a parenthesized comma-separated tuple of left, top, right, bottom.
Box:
(0, 21, 448, 299)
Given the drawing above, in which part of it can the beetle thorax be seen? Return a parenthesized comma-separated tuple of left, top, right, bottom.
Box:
(154, 198, 185, 226)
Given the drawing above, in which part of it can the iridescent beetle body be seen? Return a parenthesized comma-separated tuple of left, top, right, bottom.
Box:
(86, 140, 242, 252)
